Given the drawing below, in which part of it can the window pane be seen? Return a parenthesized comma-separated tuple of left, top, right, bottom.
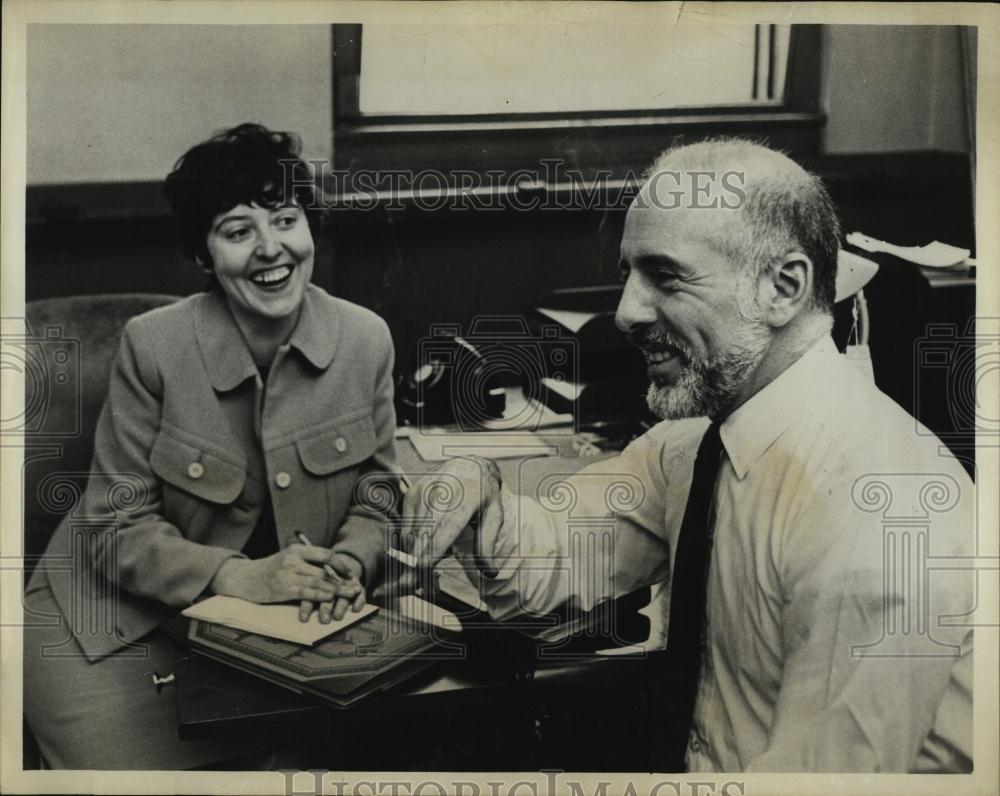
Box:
(359, 23, 790, 115)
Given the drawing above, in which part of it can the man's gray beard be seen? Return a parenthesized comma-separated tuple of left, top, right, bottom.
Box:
(646, 323, 770, 420)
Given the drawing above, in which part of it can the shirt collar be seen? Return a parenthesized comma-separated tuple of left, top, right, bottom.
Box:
(195, 285, 340, 392)
(719, 335, 843, 480)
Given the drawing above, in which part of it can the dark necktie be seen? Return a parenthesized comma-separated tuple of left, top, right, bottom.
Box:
(656, 421, 725, 770)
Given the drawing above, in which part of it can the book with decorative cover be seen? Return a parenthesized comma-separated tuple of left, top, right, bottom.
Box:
(164, 606, 459, 709)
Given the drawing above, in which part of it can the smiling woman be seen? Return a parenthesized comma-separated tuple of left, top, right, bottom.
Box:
(163, 124, 320, 360)
(207, 204, 314, 319)
(23, 124, 400, 769)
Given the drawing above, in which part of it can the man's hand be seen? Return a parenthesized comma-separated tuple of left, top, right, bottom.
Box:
(400, 456, 504, 575)
(210, 547, 364, 623)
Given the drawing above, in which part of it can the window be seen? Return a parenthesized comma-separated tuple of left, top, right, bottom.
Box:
(332, 22, 822, 183)
(358, 23, 791, 116)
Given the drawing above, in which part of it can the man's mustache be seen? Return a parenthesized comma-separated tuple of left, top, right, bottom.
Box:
(627, 326, 694, 364)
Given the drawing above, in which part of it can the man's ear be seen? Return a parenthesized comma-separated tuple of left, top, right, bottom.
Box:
(763, 252, 813, 327)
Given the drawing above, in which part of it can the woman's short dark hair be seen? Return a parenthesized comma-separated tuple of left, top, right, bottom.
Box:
(163, 123, 321, 284)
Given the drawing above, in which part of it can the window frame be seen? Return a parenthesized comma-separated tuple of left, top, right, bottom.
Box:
(331, 23, 825, 175)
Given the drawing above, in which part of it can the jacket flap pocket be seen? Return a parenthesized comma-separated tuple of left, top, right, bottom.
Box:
(150, 431, 246, 505)
(296, 415, 376, 476)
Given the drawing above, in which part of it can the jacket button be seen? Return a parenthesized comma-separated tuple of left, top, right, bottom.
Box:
(275, 471, 292, 489)
(187, 462, 204, 479)
(335, 437, 348, 453)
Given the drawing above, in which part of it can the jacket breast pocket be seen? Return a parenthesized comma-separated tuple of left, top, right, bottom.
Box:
(295, 413, 377, 476)
(149, 430, 247, 536)
(295, 413, 377, 525)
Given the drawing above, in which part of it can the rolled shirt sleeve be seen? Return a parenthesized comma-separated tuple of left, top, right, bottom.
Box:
(452, 429, 678, 621)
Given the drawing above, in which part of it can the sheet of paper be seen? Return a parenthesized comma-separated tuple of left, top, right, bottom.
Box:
(834, 249, 879, 301)
(845, 232, 971, 268)
(182, 595, 378, 646)
(437, 563, 489, 612)
(393, 595, 463, 632)
(536, 306, 600, 333)
(540, 376, 585, 401)
(408, 430, 558, 462)
(396, 389, 572, 436)
(480, 389, 573, 431)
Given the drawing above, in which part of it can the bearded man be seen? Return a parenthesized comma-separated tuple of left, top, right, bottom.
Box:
(398, 140, 974, 773)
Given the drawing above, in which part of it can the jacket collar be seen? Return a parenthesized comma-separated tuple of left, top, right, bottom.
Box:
(719, 335, 844, 480)
(194, 285, 340, 392)
(287, 285, 340, 371)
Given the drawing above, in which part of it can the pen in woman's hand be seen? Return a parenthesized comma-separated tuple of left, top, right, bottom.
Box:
(293, 530, 351, 587)
(293, 531, 365, 623)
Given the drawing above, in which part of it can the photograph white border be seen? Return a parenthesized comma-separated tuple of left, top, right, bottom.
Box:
(2, 2, 997, 794)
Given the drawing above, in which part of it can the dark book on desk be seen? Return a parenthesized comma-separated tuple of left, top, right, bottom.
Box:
(164, 608, 455, 709)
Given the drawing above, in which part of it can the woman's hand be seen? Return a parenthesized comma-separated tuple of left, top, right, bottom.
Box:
(210, 547, 365, 622)
(301, 552, 366, 625)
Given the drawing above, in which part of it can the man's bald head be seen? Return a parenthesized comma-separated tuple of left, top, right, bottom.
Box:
(639, 138, 841, 313)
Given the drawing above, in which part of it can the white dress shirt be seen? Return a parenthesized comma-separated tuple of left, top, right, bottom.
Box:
(454, 336, 975, 772)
